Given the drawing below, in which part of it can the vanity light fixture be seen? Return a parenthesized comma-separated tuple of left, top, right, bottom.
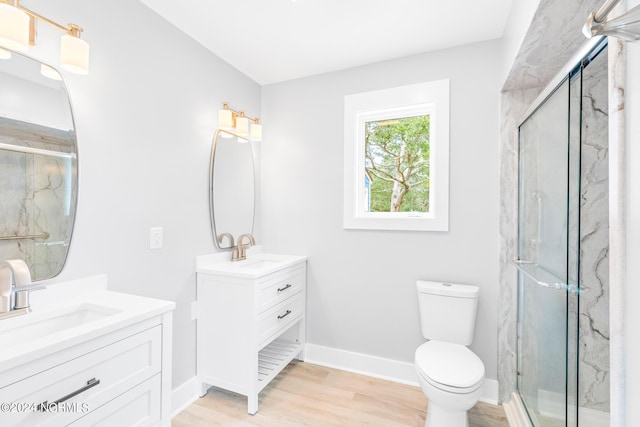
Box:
(217, 102, 262, 142)
(0, 0, 90, 74)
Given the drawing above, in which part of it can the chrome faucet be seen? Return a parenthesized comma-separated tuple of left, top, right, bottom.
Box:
(232, 233, 255, 262)
(0, 260, 45, 319)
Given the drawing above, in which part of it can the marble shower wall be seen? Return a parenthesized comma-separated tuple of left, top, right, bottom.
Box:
(498, 0, 616, 407)
(498, 88, 541, 403)
(498, 46, 611, 414)
(578, 48, 610, 412)
(0, 123, 77, 280)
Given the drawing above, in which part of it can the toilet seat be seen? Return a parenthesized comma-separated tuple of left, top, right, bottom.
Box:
(415, 340, 485, 394)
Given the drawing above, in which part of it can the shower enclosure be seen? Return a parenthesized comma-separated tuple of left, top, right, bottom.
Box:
(515, 39, 610, 427)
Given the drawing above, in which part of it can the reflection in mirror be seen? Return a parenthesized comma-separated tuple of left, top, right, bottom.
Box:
(0, 51, 78, 281)
(210, 129, 255, 249)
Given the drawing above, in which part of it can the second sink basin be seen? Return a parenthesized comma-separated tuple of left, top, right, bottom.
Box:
(0, 303, 121, 349)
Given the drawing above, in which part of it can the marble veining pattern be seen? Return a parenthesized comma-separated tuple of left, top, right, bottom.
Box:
(498, 88, 541, 403)
(499, 1, 622, 416)
(0, 123, 76, 280)
(606, 35, 625, 427)
(503, 0, 603, 92)
(578, 49, 610, 412)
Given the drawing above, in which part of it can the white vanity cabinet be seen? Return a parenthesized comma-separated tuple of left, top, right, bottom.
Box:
(196, 253, 307, 414)
(0, 289, 174, 427)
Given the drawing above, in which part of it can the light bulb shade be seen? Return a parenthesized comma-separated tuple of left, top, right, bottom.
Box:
(60, 35, 90, 75)
(0, 3, 29, 52)
(218, 109, 233, 130)
(250, 123, 262, 141)
(235, 117, 249, 137)
(41, 64, 62, 81)
(0, 47, 11, 60)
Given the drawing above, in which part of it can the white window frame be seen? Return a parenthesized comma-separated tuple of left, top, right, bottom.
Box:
(343, 80, 450, 231)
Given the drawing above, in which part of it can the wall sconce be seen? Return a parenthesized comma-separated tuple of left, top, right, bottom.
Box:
(0, 0, 89, 74)
(217, 102, 262, 142)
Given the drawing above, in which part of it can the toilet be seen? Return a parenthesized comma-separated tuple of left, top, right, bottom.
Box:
(415, 280, 485, 427)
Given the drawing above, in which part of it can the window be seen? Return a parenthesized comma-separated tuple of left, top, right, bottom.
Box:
(343, 80, 449, 231)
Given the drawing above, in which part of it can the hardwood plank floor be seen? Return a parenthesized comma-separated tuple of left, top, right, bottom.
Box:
(172, 361, 509, 427)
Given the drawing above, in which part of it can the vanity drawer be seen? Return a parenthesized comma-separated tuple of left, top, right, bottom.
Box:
(257, 294, 303, 347)
(69, 374, 161, 426)
(0, 325, 161, 427)
(256, 267, 304, 313)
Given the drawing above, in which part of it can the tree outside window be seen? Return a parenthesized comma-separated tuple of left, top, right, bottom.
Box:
(344, 79, 449, 231)
(364, 115, 430, 213)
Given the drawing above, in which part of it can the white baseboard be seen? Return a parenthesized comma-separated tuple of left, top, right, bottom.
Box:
(171, 344, 501, 417)
(480, 379, 500, 405)
(503, 392, 532, 427)
(172, 376, 200, 418)
(305, 343, 419, 386)
(304, 343, 500, 405)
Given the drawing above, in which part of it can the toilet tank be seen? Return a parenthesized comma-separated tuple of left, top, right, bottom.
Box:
(417, 280, 479, 346)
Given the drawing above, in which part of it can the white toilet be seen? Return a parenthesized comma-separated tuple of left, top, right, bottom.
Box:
(415, 280, 485, 427)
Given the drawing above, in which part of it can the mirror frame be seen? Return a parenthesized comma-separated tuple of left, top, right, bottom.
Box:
(209, 128, 256, 250)
(0, 51, 79, 281)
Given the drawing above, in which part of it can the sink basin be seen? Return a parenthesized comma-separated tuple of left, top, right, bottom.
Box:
(0, 303, 121, 348)
(196, 252, 307, 278)
(234, 258, 283, 271)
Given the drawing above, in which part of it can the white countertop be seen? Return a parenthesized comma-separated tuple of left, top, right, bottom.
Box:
(196, 248, 307, 279)
(0, 283, 175, 371)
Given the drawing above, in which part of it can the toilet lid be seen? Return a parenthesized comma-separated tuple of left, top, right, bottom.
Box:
(415, 341, 485, 389)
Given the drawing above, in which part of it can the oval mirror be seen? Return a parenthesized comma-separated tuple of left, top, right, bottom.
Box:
(210, 131, 255, 249)
(0, 51, 78, 281)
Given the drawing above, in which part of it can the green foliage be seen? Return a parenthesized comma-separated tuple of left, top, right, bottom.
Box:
(365, 115, 430, 212)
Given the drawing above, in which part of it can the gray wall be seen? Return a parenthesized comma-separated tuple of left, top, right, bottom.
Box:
(20, 0, 506, 394)
(23, 0, 261, 388)
(260, 40, 502, 381)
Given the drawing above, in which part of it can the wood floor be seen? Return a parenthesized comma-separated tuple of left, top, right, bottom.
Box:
(172, 361, 509, 427)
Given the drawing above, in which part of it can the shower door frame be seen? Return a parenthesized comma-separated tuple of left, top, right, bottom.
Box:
(515, 37, 608, 427)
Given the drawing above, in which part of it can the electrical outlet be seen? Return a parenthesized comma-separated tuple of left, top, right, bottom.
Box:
(150, 227, 163, 249)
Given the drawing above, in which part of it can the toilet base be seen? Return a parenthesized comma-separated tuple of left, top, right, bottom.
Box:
(425, 401, 468, 427)
(417, 370, 482, 427)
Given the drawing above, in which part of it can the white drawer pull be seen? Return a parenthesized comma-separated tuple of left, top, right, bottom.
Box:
(277, 310, 292, 320)
(37, 378, 100, 412)
(277, 284, 292, 292)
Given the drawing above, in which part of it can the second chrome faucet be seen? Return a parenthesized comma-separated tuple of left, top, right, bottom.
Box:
(0, 259, 46, 320)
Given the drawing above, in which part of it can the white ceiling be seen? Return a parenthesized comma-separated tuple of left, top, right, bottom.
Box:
(139, 0, 515, 85)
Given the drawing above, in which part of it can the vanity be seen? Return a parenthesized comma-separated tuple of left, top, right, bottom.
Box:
(0, 276, 175, 426)
(195, 250, 307, 414)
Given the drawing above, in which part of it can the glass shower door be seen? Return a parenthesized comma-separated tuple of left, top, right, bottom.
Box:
(517, 75, 576, 427)
(516, 39, 609, 427)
